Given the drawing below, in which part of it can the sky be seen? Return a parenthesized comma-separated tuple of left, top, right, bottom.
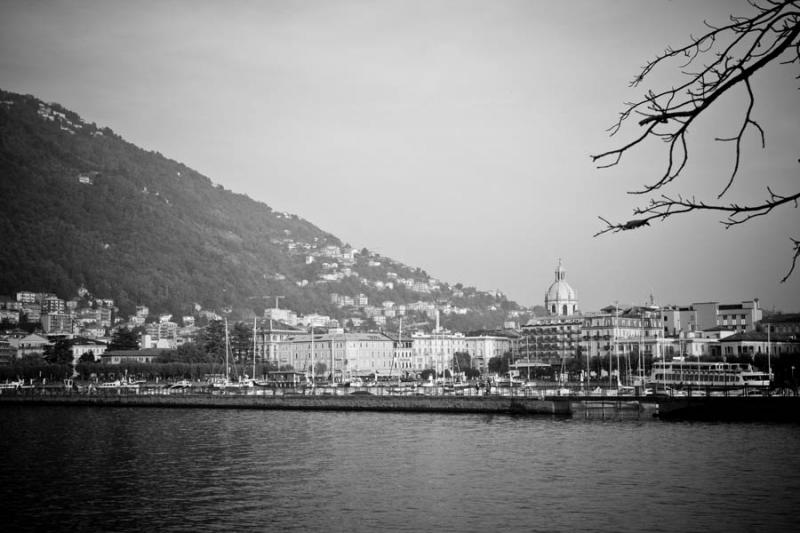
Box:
(1, 0, 798, 312)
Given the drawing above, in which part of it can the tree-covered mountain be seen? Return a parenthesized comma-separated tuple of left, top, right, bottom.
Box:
(0, 89, 522, 327)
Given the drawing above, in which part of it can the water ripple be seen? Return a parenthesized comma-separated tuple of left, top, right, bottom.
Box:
(1, 407, 799, 532)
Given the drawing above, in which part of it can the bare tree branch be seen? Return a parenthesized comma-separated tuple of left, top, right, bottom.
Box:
(592, 0, 800, 281)
(782, 238, 800, 282)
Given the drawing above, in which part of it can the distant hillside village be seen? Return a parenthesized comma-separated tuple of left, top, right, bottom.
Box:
(1, 261, 798, 380)
(267, 238, 499, 320)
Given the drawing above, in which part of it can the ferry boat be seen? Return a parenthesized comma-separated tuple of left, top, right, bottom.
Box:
(649, 361, 771, 390)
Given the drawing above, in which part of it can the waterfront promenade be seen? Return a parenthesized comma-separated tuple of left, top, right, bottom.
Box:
(0, 388, 571, 416)
(2, 385, 799, 420)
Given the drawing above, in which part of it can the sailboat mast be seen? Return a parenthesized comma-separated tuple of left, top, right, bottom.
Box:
(252, 317, 257, 380)
(310, 324, 315, 387)
(391, 318, 402, 380)
(224, 317, 230, 382)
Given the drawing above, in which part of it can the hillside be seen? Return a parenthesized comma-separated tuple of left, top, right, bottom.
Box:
(0, 89, 522, 328)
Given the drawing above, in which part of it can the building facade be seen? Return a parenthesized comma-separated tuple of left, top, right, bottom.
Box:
(411, 331, 468, 375)
(760, 314, 800, 337)
(692, 300, 762, 332)
(464, 333, 516, 372)
(41, 313, 74, 334)
(256, 319, 303, 364)
(580, 306, 663, 362)
(521, 315, 583, 364)
(273, 332, 396, 380)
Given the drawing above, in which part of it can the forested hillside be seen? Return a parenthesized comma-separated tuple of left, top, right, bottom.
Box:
(0, 90, 340, 316)
(0, 89, 521, 328)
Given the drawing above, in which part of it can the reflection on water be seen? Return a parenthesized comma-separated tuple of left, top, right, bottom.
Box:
(1, 406, 799, 532)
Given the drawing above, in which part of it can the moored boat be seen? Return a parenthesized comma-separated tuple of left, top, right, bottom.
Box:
(649, 361, 771, 391)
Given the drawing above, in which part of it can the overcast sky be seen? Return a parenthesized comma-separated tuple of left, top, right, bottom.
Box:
(1, 0, 798, 312)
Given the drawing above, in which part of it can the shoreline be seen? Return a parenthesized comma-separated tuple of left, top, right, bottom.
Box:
(0, 391, 571, 415)
(2, 391, 799, 421)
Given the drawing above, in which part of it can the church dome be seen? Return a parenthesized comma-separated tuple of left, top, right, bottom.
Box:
(544, 260, 579, 316)
(546, 279, 576, 302)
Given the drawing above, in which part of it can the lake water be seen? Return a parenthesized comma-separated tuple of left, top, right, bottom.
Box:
(1, 406, 798, 532)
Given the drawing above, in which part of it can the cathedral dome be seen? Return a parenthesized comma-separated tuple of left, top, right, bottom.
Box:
(545, 279, 577, 302)
(544, 260, 579, 316)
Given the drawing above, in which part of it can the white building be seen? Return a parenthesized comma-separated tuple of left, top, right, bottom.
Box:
(273, 332, 396, 379)
(411, 331, 467, 374)
(264, 307, 298, 327)
(464, 334, 516, 372)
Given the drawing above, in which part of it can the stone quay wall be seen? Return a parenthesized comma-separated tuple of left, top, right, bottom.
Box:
(0, 392, 571, 416)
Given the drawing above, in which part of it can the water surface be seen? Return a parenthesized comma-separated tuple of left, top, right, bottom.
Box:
(1, 406, 797, 532)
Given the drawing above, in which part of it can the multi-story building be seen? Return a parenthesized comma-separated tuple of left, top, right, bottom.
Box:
(273, 332, 396, 380)
(299, 313, 331, 328)
(521, 315, 583, 364)
(411, 331, 467, 375)
(144, 320, 178, 348)
(78, 322, 107, 339)
(580, 306, 663, 363)
(714, 331, 800, 359)
(103, 349, 162, 365)
(384, 333, 414, 376)
(0, 297, 22, 312)
(97, 307, 112, 328)
(464, 332, 517, 372)
(0, 340, 15, 365)
(42, 296, 65, 314)
(759, 313, 800, 337)
(71, 337, 108, 362)
(16, 291, 37, 305)
(692, 300, 761, 332)
(41, 313, 74, 334)
(0, 309, 20, 324)
(264, 307, 298, 327)
(8, 333, 50, 358)
(660, 306, 697, 336)
(521, 260, 582, 365)
(256, 319, 306, 365)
